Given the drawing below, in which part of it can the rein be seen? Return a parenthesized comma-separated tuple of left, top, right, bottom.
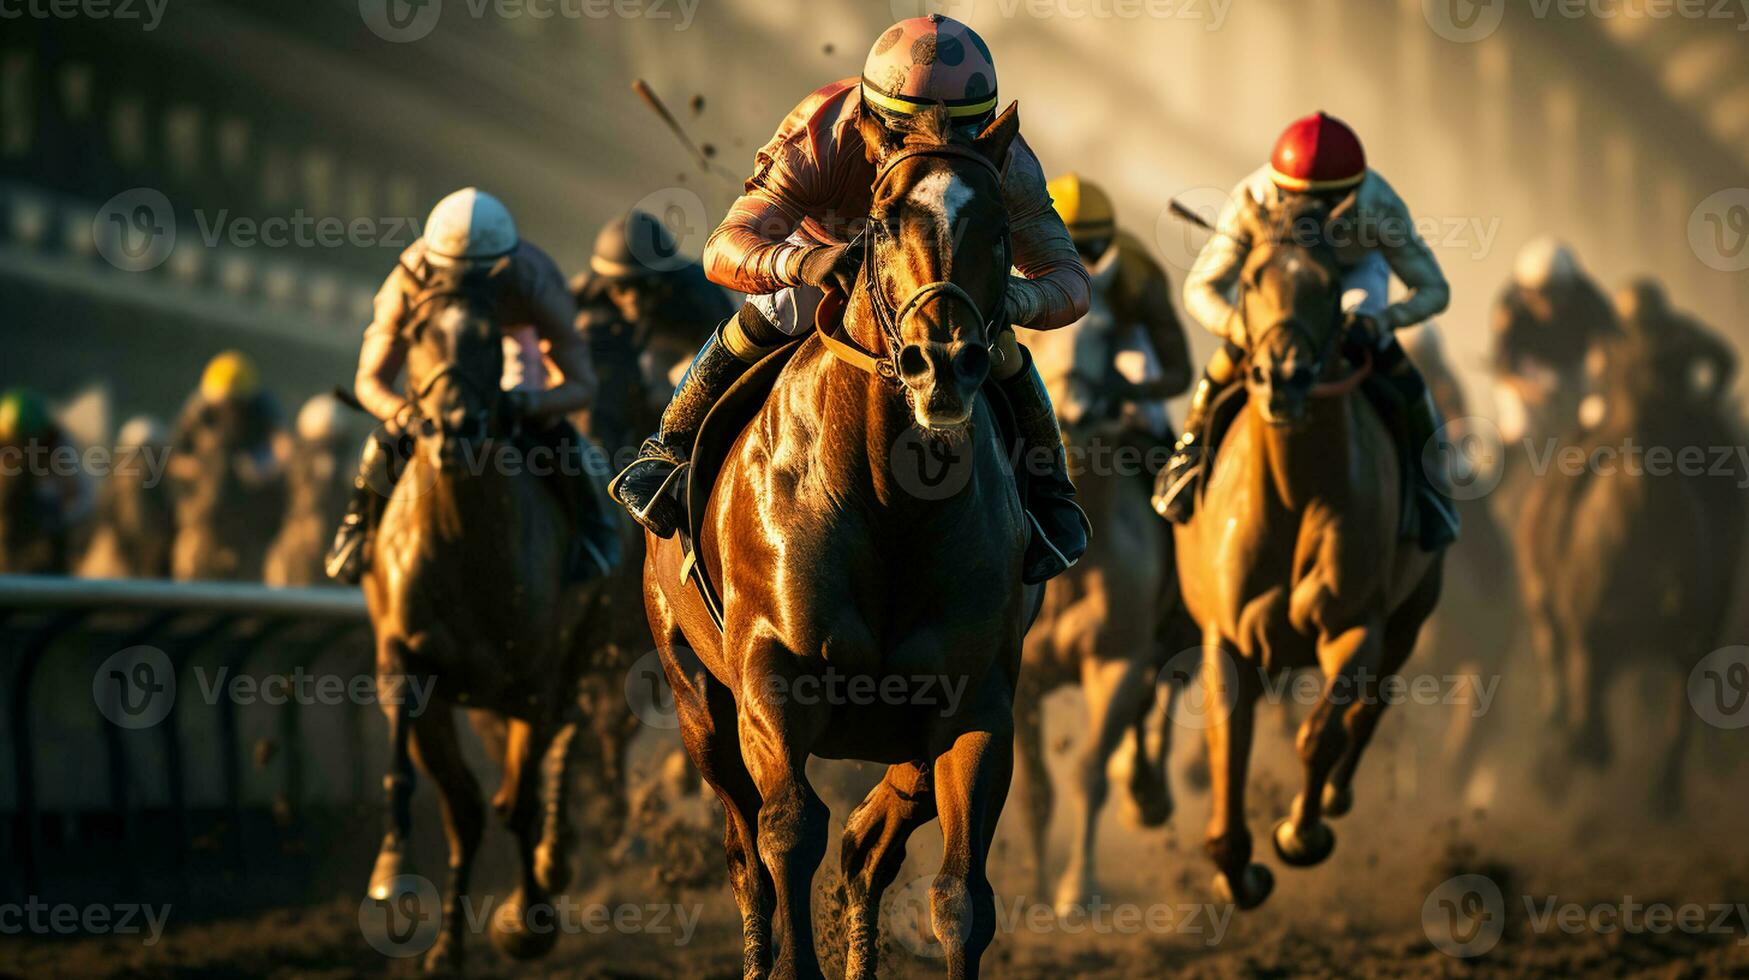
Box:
(815, 143, 1011, 384)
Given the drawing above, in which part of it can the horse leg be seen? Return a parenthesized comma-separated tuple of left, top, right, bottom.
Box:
(1123, 664, 1173, 829)
(1203, 630, 1271, 909)
(929, 686, 1014, 980)
(406, 705, 485, 973)
(840, 761, 937, 980)
(1566, 628, 1612, 770)
(1272, 622, 1384, 868)
(1328, 568, 1440, 817)
(367, 650, 418, 903)
(1651, 668, 1693, 818)
(484, 717, 563, 961)
(533, 707, 584, 895)
(738, 652, 831, 980)
(1010, 677, 1053, 906)
(1056, 655, 1152, 915)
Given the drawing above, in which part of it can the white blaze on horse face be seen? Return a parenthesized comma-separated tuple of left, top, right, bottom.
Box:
(907, 169, 976, 273)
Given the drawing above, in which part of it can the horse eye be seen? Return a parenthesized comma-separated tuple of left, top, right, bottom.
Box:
(1250, 364, 1267, 383)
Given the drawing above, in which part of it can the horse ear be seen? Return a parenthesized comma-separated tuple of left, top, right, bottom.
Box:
(857, 103, 901, 167)
(974, 102, 1019, 168)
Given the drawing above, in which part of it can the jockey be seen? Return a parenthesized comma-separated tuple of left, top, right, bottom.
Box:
(573, 209, 736, 444)
(1046, 171, 1191, 443)
(0, 386, 94, 535)
(1154, 110, 1458, 550)
(1613, 278, 1737, 407)
(609, 14, 1093, 583)
(325, 187, 614, 585)
(170, 350, 288, 491)
(1491, 237, 1618, 382)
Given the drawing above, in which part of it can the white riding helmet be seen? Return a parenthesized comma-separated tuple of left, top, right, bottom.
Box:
(116, 414, 167, 448)
(1512, 235, 1581, 291)
(296, 393, 347, 443)
(423, 187, 518, 265)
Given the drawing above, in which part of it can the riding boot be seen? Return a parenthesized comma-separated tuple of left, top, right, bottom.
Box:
(1152, 370, 1220, 524)
(609, 305, 779, 537)
(325, 430, 405, 584)
(1398, 368, 1461, 551)
(997, 347, 1091, 584)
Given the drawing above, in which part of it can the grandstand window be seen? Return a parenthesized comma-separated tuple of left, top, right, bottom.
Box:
(217, 117, 250, 176)
(302, 149, 336, 215)
(111, 96, 148, 168)
(59, 63, 95, 123)
(166, 104, 202, 178)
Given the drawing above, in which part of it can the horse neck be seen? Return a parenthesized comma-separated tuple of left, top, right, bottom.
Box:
(1253, 394, 1354, 512)
(401, 444, 525, 553)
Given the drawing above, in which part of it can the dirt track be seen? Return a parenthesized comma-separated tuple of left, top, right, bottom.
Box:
(10, 676, 1749, 980)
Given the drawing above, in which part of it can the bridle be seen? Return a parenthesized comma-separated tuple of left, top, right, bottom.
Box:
(1238, 243, 1372, 401)
(815, 143, 1012, 386)
(402, 353, 509, 441)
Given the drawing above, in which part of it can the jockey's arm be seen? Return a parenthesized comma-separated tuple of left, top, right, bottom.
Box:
(1004, 144, 1090, 330)
(1130, 261, 1192, 399)
(702, 136, 810, 296)
(518, 248, 595, 419)
(354, 321, 411, 428)
(1373, 180, 1450, 330)
(1182, 190, 1250, 345)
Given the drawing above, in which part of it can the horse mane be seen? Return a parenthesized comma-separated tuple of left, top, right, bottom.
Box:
(859, 102, 960, 165)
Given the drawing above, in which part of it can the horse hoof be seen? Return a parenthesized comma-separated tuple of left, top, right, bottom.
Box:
(366, 845, 409, 902)
(1053, 873, 1097, 918)
(422, 933, 464, 975)
(1272, 818, 1336, 867)
(1322, 782, 1354, 818)
(1122, 791, 1174, 829)
(489, 892, 560, 960)
(534, 836, 573, 894)
(1182, 757, 1211, 792)
(1212, 864, 1274, 910)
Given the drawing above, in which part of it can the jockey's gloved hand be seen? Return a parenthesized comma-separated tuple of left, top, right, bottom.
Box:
(1345, 311, 1386, 349)
(795, 244, 862, 296)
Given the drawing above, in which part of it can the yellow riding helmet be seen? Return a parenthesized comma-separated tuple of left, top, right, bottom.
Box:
(1047, 172, 1116, 245)
(201, 350, 261, 402)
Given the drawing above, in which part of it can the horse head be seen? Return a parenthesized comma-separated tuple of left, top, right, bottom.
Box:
(1236, 191, 1353, 428)
(851, 101, 1017, 431)
(402, 259, 512, 474)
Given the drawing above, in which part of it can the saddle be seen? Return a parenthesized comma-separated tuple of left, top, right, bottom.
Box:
(1194, 351, 1418, 540)
(657, 324, 1023, 634)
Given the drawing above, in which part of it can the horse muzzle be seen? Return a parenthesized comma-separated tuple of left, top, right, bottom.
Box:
(900, 341, 988, 432)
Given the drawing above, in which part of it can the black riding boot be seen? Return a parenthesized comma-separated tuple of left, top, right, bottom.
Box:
(998, 349, 1090, 584)
(609, 314, 766, 537)
(326, 430, 404, 584)
(1389, 357, 1461, 551)
(1152, 370, 1221, 523)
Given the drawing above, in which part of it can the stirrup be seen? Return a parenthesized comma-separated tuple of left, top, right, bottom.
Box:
(609, 449, 689, 538)
(325, 518, 367, 584)
(1152, 447, 1202, 523)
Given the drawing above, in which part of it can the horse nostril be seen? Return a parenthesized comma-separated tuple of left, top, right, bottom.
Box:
(898, 344, 930, 380)
(953, 344, 990, 383)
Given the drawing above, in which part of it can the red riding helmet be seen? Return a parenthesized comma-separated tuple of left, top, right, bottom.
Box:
(860, 15, 998, 124)
(1268, 111, 1366, 193)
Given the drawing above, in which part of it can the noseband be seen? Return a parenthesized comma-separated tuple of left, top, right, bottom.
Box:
(815, 144, 1011, 385)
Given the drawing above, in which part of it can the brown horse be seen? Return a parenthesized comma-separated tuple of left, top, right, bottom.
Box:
(1516, 340, 1743, 814)
(644, 105, 1035, 980)
(1173, 194, 1443, 909)
(361, 273, 597, 971)
(1013, 259, 1194, 914)
(167, 400, 287, 582)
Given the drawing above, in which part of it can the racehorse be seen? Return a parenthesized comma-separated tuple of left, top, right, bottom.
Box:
(360, 261, 598, 971)
(168, 404, 286, 582)
(1515, 339, 1744, 814)
(644, 104, 1036, 980)
(0, 443, 71, 574)
(1173, 193, 1444, 910)
(1013, 248, 1195, 914)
